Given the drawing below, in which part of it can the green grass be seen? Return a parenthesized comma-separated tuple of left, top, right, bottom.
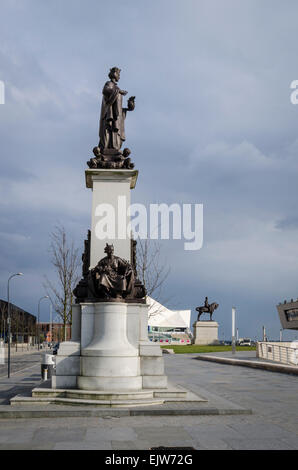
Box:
(160, 345, 256, 354)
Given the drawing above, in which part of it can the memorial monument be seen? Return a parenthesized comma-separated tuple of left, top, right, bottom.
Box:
(52, 68, 168, 395)
(12, 68, 206, 407)
(192, 297, 220, 345)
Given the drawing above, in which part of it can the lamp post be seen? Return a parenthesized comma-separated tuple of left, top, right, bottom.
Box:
(7, 273, 23, 378)
(232, 307, 236, 355)
(37, 296, 49, 351)
(50, 302, 52, 347)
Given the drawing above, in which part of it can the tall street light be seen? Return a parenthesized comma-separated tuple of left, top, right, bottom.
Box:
(49, 302, 53, 347)
(7, 273, 23, 378)
(38, 296, 49, 351)
(232, 307, 236, 355)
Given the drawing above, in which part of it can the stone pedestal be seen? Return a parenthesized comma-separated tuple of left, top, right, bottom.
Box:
(85, 169, 138, 268)
(78, 302, 141, 391)
(192, 321, 219, 345)
(54, 301, 168, 391)
(51, 303, 81, 389)
(53, 168, 168, 393)
(138, 303, 167, 389)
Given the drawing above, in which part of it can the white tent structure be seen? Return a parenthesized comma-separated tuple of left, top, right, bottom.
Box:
(147, 296, 191, 334)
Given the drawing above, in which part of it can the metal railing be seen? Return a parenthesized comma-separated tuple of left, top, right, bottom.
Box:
(257, 341, 298, 366)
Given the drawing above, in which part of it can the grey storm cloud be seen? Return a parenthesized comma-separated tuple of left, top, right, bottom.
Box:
(0, 0, 297, 339)
(275, 217, 298, 231)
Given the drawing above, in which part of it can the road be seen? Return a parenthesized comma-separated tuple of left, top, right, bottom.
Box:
(0, 350, 42, 379)
(0, 350, 42, 405)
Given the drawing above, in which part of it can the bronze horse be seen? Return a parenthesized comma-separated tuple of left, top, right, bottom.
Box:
(196, 302, 219, 321)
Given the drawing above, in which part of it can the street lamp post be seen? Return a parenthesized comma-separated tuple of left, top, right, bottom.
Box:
(232, 307, 236, 355)
(50, 303, 52, 347)
(37, 296, 49, 351)
(7, 273, 23, 378)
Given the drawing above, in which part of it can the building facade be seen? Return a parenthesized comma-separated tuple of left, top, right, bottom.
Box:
(277, 299, 298, 330)
(147, 297, 192, 344)
(0, 299, 36, 344)
(38, 322, 71, 343)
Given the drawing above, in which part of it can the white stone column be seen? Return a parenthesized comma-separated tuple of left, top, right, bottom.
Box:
(78, 302, 142, 391)
(80, 303, 95, 349)
(85, 169, 138, 268)
(126, 303, 141, 349)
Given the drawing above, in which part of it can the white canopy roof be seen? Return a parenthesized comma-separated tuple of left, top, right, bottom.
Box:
(147, 296, 191, 329)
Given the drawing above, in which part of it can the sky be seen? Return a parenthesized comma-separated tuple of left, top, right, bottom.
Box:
(0, 0, 298, 340)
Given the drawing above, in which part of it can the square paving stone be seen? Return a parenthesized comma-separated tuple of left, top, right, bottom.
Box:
(54, 440, 112, 450)
(228, 422, 295, 440)
(0, 428, 35, 444)
(86, 426, 137, 442)
(134, 426, 194, 446)
(227, 438, 293, 450)
(111, 440, 152, 450)
(185, 424, 242, 440)
(31, 426, 87, 444)
(195, 437, 234, 450)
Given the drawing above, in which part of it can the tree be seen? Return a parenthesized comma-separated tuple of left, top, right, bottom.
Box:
(136, 238, 170, 318)
(44, 225, 80, 341)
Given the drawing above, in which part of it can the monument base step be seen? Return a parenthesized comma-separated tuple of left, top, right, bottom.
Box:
(10, 395, 164, 408)
(33, 389, 154, 401)
(10, 383, 206, 408)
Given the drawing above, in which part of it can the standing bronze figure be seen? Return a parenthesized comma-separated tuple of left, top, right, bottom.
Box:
(196, 297, 219, 321)
(87, 67, 135, 169)
(98, 67, 135, 152)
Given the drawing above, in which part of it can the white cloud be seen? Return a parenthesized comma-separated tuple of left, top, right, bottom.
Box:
(189, 140, 275, 173)
(0, 166, 89, 215)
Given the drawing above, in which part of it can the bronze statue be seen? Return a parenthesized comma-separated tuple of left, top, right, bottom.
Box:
(73, 239, 146, 303)
(91, 243, 134, 300)
(87, 67, 135, 170)
(98, 67, 135, 152)
(196, 297, 219, 321)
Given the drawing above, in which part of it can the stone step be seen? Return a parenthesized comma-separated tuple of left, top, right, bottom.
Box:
(10, 395, 164, 408)
(154, 389, 188, 399)
(30, 384, 206, 402)
(32, 388, 154, 401)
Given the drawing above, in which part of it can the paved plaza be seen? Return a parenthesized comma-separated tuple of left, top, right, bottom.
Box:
(0, 352, 297, 449)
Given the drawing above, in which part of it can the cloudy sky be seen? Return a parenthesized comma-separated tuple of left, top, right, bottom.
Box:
(0, 0, 298, 340)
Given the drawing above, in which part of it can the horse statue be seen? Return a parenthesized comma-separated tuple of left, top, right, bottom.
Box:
(196, 297, 219, 321)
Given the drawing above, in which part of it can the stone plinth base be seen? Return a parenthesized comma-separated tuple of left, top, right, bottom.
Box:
(79, 302, 141, 391)
(192, 321, 219, 345)
(11, 383, 206, 408)
(53, 301, 168, 391)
